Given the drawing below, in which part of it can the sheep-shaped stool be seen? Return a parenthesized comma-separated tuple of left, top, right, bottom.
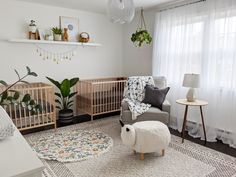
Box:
(119, 120, 171, 160)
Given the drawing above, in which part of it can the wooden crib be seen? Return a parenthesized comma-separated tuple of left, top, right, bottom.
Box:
(77, 77, 127, 120)
(0, 83, 56, 131)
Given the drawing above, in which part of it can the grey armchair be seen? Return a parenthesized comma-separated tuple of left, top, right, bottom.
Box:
(121, 76, 171, 125)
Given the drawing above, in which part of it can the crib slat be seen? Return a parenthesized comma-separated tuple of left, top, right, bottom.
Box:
(40, 88, 44, 125)
(36, 88, 39, 126)
(45, 88, 48, 123)
(29, 90, 32, 127)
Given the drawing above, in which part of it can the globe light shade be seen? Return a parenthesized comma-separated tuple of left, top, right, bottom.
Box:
(107, 0, 135, 24)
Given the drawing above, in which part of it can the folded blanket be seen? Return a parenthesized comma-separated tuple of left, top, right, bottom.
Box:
(122, 76, 154, 120)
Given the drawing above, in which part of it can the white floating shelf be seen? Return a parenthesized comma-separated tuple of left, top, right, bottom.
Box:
(8, 39, 101, 47)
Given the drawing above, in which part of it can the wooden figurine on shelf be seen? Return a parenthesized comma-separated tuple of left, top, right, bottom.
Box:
(28, 20, 38, 40)
(63, 28, 69, 41)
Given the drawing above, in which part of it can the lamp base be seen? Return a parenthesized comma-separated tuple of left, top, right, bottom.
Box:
(186, 88, 196, 102)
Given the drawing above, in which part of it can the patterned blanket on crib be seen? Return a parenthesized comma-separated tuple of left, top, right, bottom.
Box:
(122, 76, 154, 120)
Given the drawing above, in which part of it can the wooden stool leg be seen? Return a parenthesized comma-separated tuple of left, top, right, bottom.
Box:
(161, 149, 165, 156)
(140, 153, 144, 160)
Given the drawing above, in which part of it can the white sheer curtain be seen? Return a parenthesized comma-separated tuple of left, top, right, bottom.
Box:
(153, 0, 236, 148)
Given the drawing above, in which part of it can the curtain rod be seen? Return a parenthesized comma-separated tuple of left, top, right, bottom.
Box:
(158, 0, 206, 12)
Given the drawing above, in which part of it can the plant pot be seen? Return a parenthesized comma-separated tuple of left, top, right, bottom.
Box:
(58, 109, 74, 123)
(54, 34, 62, 41)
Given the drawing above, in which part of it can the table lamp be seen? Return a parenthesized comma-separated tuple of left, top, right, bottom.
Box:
(183, 73, 200, 102)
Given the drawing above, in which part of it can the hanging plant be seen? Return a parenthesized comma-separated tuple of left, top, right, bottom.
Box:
(131, 8, 152, 47)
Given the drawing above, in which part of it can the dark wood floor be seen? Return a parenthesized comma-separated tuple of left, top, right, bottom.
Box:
(21, 112, 236, 158)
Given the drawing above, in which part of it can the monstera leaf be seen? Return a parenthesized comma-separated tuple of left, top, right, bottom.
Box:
(0, 66, 42, 114)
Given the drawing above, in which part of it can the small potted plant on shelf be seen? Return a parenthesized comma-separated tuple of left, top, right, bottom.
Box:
(52, 27, 62, 41)
(46, 77, 79, 124)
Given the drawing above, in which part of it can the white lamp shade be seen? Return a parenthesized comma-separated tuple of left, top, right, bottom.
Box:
(183, 74, 200, 88)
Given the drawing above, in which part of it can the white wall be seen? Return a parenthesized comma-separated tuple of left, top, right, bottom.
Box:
(122, 0, 200, 77)
(123, 10, 156, 76)
(0, 0, 123, 83)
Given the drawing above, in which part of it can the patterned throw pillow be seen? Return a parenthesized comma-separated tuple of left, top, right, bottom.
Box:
(0, 106, 15, 140)
(142, 85, 170, 110)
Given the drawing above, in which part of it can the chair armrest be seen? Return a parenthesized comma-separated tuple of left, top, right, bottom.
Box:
(121, 101, 129, 111)
(162, 100, 171, 114)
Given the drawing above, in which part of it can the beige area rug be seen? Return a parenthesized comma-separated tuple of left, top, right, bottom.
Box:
(25, 116, 236, 177)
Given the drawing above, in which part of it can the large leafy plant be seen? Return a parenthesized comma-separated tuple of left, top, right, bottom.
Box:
(0, 66, 42, 114)
(46, 77, 79, 111)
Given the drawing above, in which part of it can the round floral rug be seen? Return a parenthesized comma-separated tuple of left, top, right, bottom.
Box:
(30, 130, 113, 162)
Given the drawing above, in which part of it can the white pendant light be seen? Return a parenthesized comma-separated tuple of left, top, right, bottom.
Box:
(107, 0, 135, 24)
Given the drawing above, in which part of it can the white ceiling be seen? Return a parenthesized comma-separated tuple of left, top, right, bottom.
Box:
(16, 0, 176, 13)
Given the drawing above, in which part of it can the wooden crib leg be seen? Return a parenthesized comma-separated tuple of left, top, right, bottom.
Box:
(91, 115, 93, 121)
(54, 122, 57, 132)
(140, 153, 145, 160)
(162, 149, 165, 156)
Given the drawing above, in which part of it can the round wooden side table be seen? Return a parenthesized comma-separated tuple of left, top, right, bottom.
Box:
(176, 99, 208, 145)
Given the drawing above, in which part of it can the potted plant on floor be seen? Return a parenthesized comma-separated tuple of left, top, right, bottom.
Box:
(46, 77, 79, 123)
(52, 27, 62, 41)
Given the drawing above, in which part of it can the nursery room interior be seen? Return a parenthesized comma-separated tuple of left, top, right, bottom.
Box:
(1, 0, 236, 176)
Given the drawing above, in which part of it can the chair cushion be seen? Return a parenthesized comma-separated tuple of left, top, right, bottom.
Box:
(122, 107, 169, 124)
(142, 85, 170, 110)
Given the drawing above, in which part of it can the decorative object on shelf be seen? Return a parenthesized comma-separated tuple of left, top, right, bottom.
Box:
(60, 16, 79, 42)
(0, 66, 42, 115)
(63, 28, 69, 41)
(37, 28, 44, 40)
(107, 0, 135, 24)
(45, 34, 53, 41)
(52, 27, 62, 41)
(44, 29, 53, 41)
(182, 73, 200, 102)
(79, 32, 90, 43)
(28, 20, 39, 40)
(28, 20, 37, 33)
(46, 77, 79, 124)
(35, 44, 77, 64)
(131, 8, 152, 47)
